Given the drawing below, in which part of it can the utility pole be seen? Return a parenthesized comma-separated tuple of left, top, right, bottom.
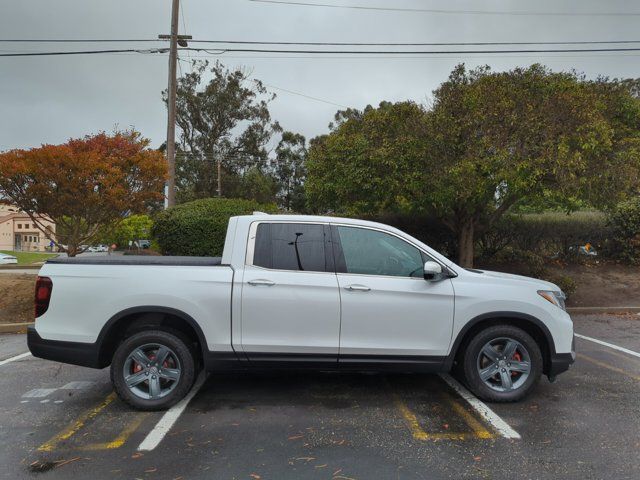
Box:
(159, 0, 191, 208)
(217, 159, 222, 197)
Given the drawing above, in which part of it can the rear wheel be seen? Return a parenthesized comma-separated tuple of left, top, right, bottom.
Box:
(461, 325, 542, 402)
(111, 330, 196, 410)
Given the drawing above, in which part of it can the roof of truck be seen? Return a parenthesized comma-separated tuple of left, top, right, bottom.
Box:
(237, 213, 393, 229)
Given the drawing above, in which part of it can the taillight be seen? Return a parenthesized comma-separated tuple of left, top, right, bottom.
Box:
(35, 276, 53, 318)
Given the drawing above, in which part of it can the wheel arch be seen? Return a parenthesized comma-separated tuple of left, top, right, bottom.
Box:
(96, 306, 208, 368)
(445, 311, 556, 375)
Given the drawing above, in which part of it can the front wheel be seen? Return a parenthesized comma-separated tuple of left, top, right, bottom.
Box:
(111, 330, 196, 410)
(461, 325, 542, 402)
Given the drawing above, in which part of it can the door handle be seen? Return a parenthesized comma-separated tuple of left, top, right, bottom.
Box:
(248, 279, 276, 286)
(345, 284, 370, 292)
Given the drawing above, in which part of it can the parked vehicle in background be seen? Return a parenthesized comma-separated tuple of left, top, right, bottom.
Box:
(28, 213, 575, 410)
(0, 253, 17, 265)
(86, 245, 109, 253)
(138, 239, 151, 249)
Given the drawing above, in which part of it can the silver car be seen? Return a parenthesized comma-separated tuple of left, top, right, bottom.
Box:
(0, 253, 18, 265)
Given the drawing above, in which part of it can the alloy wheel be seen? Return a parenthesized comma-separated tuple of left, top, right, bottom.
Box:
(476, 337, 531, 392)
(123, 343, 182, 400)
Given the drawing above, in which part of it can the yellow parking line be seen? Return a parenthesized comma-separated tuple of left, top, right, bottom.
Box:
(392, 393, 494, 441)
(578, 353, 640, 382)
(393, 394, 429, 440)
(81, 413, 149, 451)
(592, 347, 640, 365)
(448, 399, 494, 439)
(37, 392, 116, 452)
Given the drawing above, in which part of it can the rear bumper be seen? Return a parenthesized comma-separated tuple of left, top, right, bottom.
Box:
(27, 326, 102, 369)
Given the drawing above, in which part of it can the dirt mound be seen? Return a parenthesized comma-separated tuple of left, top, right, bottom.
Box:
(548, 263, 640, 308)
(0, 274, 35, 323)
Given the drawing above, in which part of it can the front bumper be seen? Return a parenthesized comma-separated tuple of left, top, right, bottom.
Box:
(28, 326, 103, 369)
(548, 335, 576, 378)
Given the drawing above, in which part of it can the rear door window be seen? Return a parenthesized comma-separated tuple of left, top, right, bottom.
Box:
(253, 223, 328, 272)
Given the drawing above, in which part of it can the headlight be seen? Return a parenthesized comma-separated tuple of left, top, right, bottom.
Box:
(538, 290, 566, 311)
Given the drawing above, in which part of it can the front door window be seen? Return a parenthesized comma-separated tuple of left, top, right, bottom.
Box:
(335, 226, 426, 277)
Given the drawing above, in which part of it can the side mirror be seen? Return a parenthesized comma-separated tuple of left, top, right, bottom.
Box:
(423, 261, 443, 281)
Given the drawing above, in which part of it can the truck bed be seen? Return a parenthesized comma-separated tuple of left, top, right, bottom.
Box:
(47, 256, 223, 266)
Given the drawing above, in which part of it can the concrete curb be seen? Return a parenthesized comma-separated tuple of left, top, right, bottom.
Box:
(0, 322, 33, 334)
(567, 307, 640, 315)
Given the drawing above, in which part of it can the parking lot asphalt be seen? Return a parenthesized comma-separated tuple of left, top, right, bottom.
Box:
(1, 313, 639, 480)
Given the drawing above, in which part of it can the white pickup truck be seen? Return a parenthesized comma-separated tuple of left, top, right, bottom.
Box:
(28, 214, 575, 410)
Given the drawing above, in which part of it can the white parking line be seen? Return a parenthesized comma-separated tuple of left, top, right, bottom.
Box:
(137, 372, 207, 451)
(575, 333, 640, 359)
(23, 388, 57, 398)
(0, 352, 31, 367)
(439, 374, 521, 440)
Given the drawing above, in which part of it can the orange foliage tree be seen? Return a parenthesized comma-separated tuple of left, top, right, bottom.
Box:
(0, 131, 166, 256)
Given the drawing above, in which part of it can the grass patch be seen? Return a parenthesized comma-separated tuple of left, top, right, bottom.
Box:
(0, 250, 58, 265)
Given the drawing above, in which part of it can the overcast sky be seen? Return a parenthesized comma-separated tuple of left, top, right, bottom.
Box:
(1, 0, 639, 151)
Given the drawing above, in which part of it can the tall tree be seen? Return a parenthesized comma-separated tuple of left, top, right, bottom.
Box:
(306, 101, 427, 216)
(306, 65, 640, 267)
(426, 64, 640, 266)
(274, 131, 307, 211)
(166, 61, 281, 202)
(0, 131, 166, 256)
(238, 166, 279, 204)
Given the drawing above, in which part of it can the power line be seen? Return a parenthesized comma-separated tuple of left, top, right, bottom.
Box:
(249, 0, 640, 16)
(182, 53, 640, 62)
(0, 39, 160, 43)
(5, 38, 640, 47)
(0, 48, 167, 57)
(6, 46, 640, 58)
(191, 39, 640, 46)
(262, 82, 349, 108)
(193, 46, 640, 55)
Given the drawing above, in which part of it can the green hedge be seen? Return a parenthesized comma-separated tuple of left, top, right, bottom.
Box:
(370, 211, 610, 263)
(152, 198, 277, 256)
(479, 211, 609, 260)
(605, 197, 640, 263)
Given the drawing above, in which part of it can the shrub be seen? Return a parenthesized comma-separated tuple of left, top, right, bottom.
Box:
(605, 197, 640, 263)
(487, 247, 547, 278)
(544, 274, 577, 297)
(479, 211, 609, 261)
(152, 198, 277, 256)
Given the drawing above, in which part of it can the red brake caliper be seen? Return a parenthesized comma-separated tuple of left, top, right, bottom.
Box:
(511, 351, 522, 376)
(132, 353, 170, 374)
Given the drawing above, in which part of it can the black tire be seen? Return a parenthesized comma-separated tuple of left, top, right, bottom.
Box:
(461, 325, 542, 403)
(111, 330, 196, 411)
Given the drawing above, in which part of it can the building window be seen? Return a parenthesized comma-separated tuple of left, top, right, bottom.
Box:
(17, 224, 22, 229)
